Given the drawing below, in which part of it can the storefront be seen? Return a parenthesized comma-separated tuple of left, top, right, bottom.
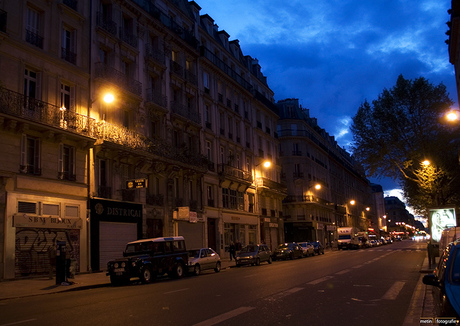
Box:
(89, 198, 142, 271)
(4, 189, 87, 280)
(222, 212, 258, 255)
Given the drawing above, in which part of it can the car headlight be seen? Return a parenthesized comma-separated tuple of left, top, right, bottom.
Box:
(121, 262, 126, 268)
(114, 263, 119, 268)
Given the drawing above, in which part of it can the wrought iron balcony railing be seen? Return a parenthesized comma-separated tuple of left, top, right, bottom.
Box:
(25, 29, 43, 49)
(96, 12, 117, 35)
(119, 27, 138, 48)
(0, 87, 95, 137)
(61, 47, 76, 65)
(218, 164, 253, 183)
(145, 43, 165, 65)
(256, 177, 287, 193)
(283, 195, 330, 206)
(146, 88, 167, 107)
(170, 101, 200, 125)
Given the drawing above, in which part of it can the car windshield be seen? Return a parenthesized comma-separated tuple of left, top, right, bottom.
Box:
(299, 243, 307, 247)
(188, 250, 200, 258)
(277, 244, 289, 249)
(240, 245, 256, 253)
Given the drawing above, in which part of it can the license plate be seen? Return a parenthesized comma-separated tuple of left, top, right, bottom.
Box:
(116, 272, 123, 276)
(114, 268, 125, 273)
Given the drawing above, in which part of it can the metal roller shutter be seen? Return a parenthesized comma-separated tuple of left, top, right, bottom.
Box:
(99, 222, 137, 270)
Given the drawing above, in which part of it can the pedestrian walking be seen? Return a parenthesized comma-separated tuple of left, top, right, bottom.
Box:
(229, 241, 236, 261)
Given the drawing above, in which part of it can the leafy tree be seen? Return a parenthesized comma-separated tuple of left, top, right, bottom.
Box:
(351, 74, 460, 214)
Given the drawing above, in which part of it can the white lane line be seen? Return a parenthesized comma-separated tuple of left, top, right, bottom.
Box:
(307, 276, 334, 285)
(352, 264, 364, 269)
(264, 287, 304, 302)
(192, 306, 255, 326)
(164, 288, 189, 294)
(335, 269, 351, 275)
(382, 281, 405, 300)
(0, 319, 37, 326)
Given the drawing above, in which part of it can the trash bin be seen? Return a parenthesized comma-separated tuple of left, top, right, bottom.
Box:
(56, 241, 67, 285)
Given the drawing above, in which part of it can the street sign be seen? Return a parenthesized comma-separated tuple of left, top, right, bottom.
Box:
(126, 178, 148, 189)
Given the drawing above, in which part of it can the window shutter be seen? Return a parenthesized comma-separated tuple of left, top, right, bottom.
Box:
(34, 138, 40, 173)
(20, 134, 26, 166)
(58, 143, 63, 173)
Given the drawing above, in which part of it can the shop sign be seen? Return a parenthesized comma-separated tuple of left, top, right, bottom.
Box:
(327, 225, 336, 231)
(189, 211, 197, 223)
(430, 207, 457, 242)
(177, 207, 189, 220)
(14, 214, 82, 229)
(126, 178, 148, 189)
(269, 223, 278, 228)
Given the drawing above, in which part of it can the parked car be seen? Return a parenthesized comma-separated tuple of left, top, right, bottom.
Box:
(187, 248, 221, 275)
(310, 241, 325, 255)
(235, 244, 272, 267)
(272, 243, 303, 260)
(106, 236, 188, 285)
(423, 240, 460, 318)
(298, 242, 315, 257)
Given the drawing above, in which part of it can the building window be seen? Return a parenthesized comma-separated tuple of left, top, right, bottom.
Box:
(20, 134, 40, 175)
(62, 26, 76, 64)
(26, 7, 43, 48)
(222, 188, 244, 210)
(24, 69, 40, 105)
(59, 144, 75, 180)
(43, 203, 60, 216)
(203, 71, 209, 92)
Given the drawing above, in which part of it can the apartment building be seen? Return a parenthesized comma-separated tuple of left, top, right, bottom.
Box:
(0, 0, 285, 278)
(277, 99, 374, 246)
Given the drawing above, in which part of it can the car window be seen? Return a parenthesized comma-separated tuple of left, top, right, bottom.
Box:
(241, 245, 256, 253)
(436, 245, 451, 281)
(188, 249, 199, 258)
(449, 247, 460, 285)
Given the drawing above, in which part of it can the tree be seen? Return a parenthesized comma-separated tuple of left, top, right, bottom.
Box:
(351, 74, 460, 213)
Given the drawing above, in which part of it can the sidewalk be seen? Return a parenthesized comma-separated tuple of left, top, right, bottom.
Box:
(0, 259, 236, 301)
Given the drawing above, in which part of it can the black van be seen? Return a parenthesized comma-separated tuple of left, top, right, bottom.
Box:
(106, 236, 188, 285)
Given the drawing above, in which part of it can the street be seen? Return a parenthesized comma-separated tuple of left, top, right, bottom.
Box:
(0, 240, 425, 326)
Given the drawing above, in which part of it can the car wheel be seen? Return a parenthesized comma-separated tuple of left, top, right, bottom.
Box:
(255, 258, 261, 266)
(290, 253, 294, 260)
(214, 261, 221, 273)
(174, 263, 184, 278)
(268, 256, 272, 264)
(140, 266, 153, 283)
(194, 264, 201, 276)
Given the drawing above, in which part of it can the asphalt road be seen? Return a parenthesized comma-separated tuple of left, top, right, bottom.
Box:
(0, 240, 425, 326)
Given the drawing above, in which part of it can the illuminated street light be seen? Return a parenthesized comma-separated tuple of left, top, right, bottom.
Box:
(349, 200, 355, 205)
(422, 160, 430, 167)
(103, 93, 115, 103)
(314, 183, 321, 190)
(446, 110, 459, 122)
(263, 161, 271, 168)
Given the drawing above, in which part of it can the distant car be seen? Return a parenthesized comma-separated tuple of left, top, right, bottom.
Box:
(310, 241, 325, 255)
(272, 243, 303, 260)
(187, 248, 221, 275)
(423, 241, 460, 318)
(298, 242, 315, 257)
(235, 244, 272, 267)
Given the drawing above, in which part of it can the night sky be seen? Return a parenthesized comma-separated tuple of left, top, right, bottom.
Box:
(196, 0, 456, 198)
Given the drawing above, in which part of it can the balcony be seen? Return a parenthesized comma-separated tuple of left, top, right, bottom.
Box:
(95, 63, 142, 96)
(0, 87, 95, 138)
(98, 186, 112, 199)
(283, 195, 330, 206)
(256, 177, 287, 194)
(145, 43, 165, 65)
(119, 27, 138, 48)
(185, 70, 197, 85)
(96, 12, 117, 36)
(147, 194, 164, 206)
(218, 164, 252, 183)
(58, 171, 76, 181)
(61, 47, 76, 65)
(292, 150, 302, 156)
(19, 165, 41, 176)
(171, 61, 184, 78)
(170, 101, 200, 125)
(25, 29, 43, 49)
(146, 88, 167, 108)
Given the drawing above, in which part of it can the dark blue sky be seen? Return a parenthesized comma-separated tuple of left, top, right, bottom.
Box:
(196, 0, 456, 196)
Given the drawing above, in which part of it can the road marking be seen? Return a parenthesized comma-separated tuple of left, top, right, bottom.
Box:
(163, 288, 189, 294)
(335, 269, 351, 275)
(307, 276, 334, 285)
(402, 274, 425, 326)
(264, 287, 304, 302)
(192, 306, 255, 326)
(382, 281, 405, 300)
(0, 319, 37, 326)
(352, 264, 363, 269)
